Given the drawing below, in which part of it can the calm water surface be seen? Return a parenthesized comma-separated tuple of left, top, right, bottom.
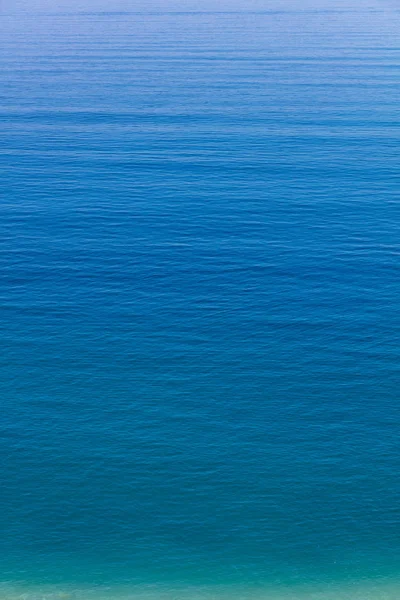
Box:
(1, 0, 400, 598)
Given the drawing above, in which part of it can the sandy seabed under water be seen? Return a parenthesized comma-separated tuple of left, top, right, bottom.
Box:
(1, 579, 400, 600)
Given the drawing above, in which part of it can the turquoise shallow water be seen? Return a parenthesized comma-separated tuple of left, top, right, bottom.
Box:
(1, 0, 400, 597)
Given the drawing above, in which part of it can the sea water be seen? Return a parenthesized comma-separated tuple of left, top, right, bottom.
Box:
(1, 0, 400, 598)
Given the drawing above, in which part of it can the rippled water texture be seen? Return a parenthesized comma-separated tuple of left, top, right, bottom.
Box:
(1, 0, 400, 598)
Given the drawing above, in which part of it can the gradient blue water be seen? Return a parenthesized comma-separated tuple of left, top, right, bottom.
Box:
(1, 1, 400, 597)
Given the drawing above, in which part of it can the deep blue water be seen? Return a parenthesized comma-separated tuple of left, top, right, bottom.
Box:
(1, 0, 400, 598)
